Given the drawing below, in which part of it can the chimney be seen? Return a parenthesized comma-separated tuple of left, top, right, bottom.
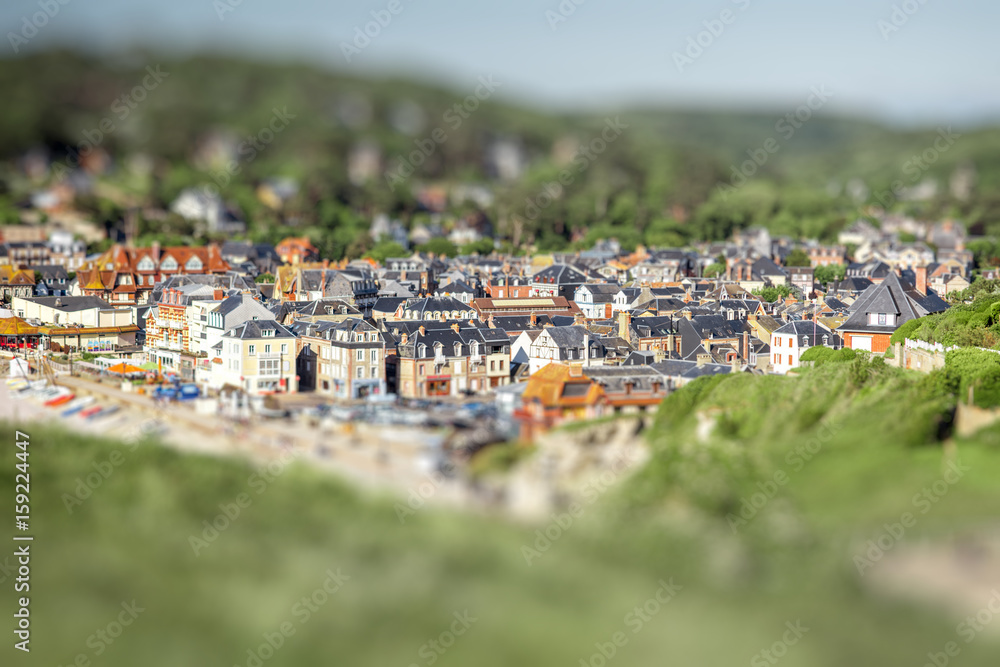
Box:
(418, 325, 426, 336)
(743, 330, 749, 362)
(574, 312, 586, 326)
(439, 311, 447, 322)
(400, 332, 408, 345)
(322, 259, 330, 269)
(618, 310, 631, 342)
(530, 311, 537, 327)
(451, 322, 460, 334)
(151, 240, 160, 262)
(915, 265, 927, 295)
(487, 313, 495, 329)
(683, 310, 693, 320)
(213, 288, 224, 300)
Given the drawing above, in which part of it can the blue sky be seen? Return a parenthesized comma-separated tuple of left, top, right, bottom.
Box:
(3, 0, 998, 126)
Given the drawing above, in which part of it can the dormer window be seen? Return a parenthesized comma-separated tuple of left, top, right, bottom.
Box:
(418, 344, 427, 357)
(186, 256, 203, 271)
(262, 329, 275, 337)
(161, 256, 178, 271)
(138, 257, 155, 271)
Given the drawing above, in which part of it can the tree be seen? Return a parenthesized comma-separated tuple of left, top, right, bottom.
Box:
(255, 273, 275, 284)
(365, 241, 408, 264)
(460, 238, 495, 256)
(703, 262, 726, 278)
(784, 249, 811, 267)
(753, 285, 792, 302)
(814, 264, 846, 286)
(416, 237, 458, 258)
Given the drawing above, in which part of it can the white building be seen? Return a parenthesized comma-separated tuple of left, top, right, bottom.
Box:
(770, 320, 834, 375)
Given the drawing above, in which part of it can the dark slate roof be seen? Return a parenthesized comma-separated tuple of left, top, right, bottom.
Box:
(774, 320, 834, 347)
(838, 271, 949, 334)
(224, 319, 296, 339)
(531, 263, 590, 284)
(372, 297, 408, 314)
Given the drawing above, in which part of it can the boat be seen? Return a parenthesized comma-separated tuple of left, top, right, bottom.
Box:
(44, 391, 75, 407)
(79, 405, 103, 419)
(88, 405, 120, 420)
(61, 397, 95, 417)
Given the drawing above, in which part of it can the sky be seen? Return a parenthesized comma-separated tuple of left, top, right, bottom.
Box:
(3, 0, 999, 126)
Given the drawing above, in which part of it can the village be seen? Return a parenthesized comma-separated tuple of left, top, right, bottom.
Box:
(0, 214, 971, 457)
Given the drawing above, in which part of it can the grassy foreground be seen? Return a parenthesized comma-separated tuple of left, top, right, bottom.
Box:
(3, 358, 1000, 666)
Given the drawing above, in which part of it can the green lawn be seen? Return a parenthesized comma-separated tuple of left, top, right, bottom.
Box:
(3, 358, 1000, 666)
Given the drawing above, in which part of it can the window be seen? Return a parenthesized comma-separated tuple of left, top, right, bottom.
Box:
(160, 256, 178, 271)
(419, 364, 425, 376)
(185, 256, 203, 271)
(264, 344, 271, 354)
(357, 349, 364, 361)
(878, 313, 887, 326)
(499, 360, 504, 371)
(370, 349, 378, 362)
(248, 344, 256, 356)
(356, 366, 363, 379)
(260, 358, 279, 376)
(281, 344, 288, 354)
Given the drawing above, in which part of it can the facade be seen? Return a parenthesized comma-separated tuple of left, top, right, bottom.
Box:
(770, 320, 835, 374)
(12, 296, 133, 327)
(298, 318, 387, 399)
(573, 284, 619, 319)
(211, 320, 298, 394)
(396, 324, 511, 398)
(0, 265, 34, 303)
(528, 325, 607, 375)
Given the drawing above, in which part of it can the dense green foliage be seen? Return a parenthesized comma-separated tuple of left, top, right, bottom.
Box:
(890, 280, 1000, 348)
(752, 285, 792, 302)
(799, 346, 858, 365)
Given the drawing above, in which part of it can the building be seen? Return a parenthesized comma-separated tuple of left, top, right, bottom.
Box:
(514, 363, 606, 439)
(396, 323, 511, 398)
(297, 318, 387, 399)
(12, 295, 133, 328)
(574, 284, 620, 319)
(770, 320, 836, 374)
(0, 265, 35, 303)
(275, 237, 319, 265)
(528, 325, 607, 375)
(529, 263, 592, 299)
(837, 271, 949, 353)
(211, 320, 298, 394)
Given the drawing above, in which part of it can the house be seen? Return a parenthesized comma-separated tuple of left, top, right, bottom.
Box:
(0, 266, 36, 303)
(837, 270, 949, 353)
(396, 323, 511, 398)
(296, 318, 387, 399)
(528, 325, 607, 375)
(75, 243, 231, 306)
(514, 363, 606, 439)
(170, 187, 246, 234)
(770, 320, 836, 374)
(210, 320, 298, 394)
(486, 272, 532, 299)
(845, 259, 893, 284)
(275, 237, 319, 265)
(273, 265, 380, 313)
(435, 279, 477, 304)
(28, 264, 70, 296)
(573, 284, 620, 319)
(788, 267, 815, 295)
(529, 263, 592, 299)
(807, 245, 846, 267)
(583, 366, 669, 414)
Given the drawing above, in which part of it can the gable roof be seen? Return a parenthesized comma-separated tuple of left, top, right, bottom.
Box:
(838, 271, 949, 334)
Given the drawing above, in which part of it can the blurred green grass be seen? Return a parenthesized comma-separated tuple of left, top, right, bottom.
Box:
(3, 360, 1000, 666)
